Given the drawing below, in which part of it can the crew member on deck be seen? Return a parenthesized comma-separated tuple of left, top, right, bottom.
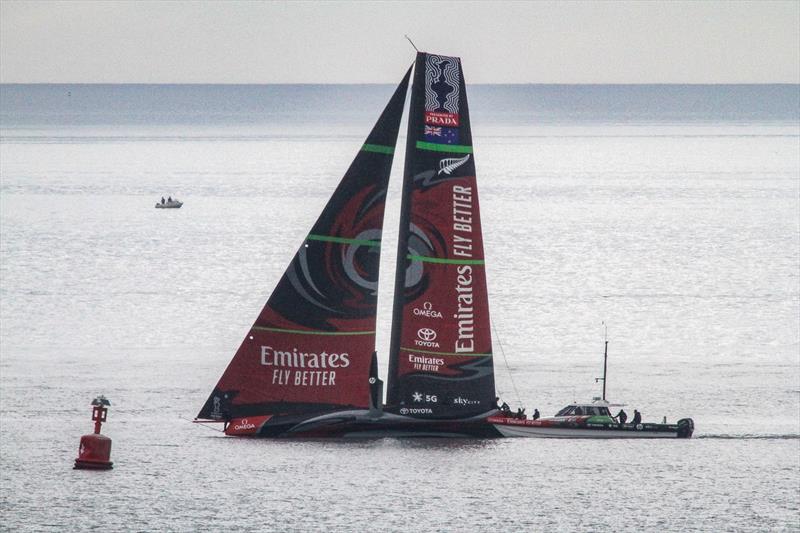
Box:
(532, 409, 540, 420)
(632, 409, 642, 426)
(615, 408, 628, 427)
(161, 197, 165, 204)
(501, 402, 510, 416)
(493, 397, 500, 410)
(516, 407, 526, 419)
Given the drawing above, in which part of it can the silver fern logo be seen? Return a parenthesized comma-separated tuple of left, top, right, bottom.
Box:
(438, 154, 471, 175)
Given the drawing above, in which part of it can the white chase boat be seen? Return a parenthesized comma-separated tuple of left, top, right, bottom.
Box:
(489, 398, 694, 438)
(490, 333, 694, 438)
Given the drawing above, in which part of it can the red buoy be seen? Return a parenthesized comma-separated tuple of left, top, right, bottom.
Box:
(74, 396, 113, 470)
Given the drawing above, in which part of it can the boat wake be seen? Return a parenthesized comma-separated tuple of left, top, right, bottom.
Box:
(696, 433, 800, 440)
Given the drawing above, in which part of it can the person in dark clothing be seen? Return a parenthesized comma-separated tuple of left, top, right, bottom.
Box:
(493, 397, 501, 410)
(161, 196, 165, 204)
(631, 409, 642, 426)
(516, 407, 526, 420)
(532, 409, 540, 420)
(616, 409, 628, 427)
(501, 402, 511, 416)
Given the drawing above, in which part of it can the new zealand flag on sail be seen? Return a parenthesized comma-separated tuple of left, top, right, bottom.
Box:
(423, 125, 460, 144)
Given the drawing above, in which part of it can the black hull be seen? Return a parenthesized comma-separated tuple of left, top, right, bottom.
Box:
(226, 410, 505, 438)
(307, 418, 503, 439)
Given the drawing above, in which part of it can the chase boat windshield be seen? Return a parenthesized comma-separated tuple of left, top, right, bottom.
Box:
(554, 400, 615, 417)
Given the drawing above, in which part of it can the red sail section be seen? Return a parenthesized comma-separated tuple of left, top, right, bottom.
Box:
(198, 68, 411, 421)
(387, 53, 496, 419)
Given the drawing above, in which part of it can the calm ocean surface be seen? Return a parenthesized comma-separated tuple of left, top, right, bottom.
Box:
(1, 84, 799, 531)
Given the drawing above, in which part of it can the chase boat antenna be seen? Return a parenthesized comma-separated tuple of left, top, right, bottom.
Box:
(595, 322, 609, 400)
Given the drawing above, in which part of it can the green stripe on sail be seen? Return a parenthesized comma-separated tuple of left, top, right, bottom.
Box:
(252, 326, 375, 336)
(415, 141, 473, 154)
(401, 347, 492, 357)
(407, 254, 485, 265)
(307, 234, 381, 247)
(361, 143, 395, 154)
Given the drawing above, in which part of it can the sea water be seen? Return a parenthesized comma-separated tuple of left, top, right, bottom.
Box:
(1, 84, 798, 531)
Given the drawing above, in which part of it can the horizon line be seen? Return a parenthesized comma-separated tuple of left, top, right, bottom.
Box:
(2, 82, 799, 87)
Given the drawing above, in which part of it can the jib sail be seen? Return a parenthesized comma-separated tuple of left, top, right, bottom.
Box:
(197, 68, 412, 421)
(386, 52, 496, 419)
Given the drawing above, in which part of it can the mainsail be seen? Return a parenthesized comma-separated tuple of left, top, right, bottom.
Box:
(197, 68, 411, 421)
(386, 52, 496, 419)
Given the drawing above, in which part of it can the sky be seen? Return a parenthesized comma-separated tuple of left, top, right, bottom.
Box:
(1, 0, 798, 84)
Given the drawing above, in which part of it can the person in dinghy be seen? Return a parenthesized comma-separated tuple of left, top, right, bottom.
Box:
(155, 195, 183, 208)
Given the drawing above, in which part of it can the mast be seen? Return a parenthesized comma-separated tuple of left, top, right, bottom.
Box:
(597, 322, 608, 400)
(602, 337, 608, 401)
(387, 56, 424, 407)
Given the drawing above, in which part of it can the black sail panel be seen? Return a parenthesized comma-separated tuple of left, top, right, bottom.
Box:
(198, 67, 412, 420)
(387, 53, 496, 419)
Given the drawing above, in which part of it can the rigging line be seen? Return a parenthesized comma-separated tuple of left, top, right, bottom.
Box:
(404, 35, 419, 52)
(490, 315, 523, 407)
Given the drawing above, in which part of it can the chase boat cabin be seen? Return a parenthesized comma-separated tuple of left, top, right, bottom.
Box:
(553, 398, 616, 418)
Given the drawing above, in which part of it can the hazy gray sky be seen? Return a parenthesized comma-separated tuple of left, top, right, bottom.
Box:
(1, 0, 798, 83)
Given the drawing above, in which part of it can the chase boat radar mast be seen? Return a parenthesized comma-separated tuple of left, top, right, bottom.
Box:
(595, 322, 609, 400)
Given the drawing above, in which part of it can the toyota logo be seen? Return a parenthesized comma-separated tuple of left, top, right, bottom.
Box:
(417, 328, 437, 341)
